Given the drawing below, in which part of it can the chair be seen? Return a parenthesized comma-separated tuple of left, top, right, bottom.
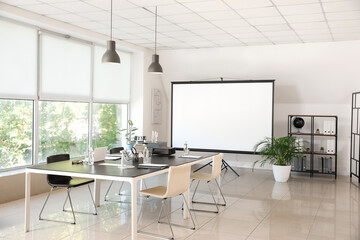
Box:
(138, 164, 195, 240)
(104, 147, 148, 202)
(39, 154, 97, 224)
(190, 153, 226, 213)
(104, 147, 126, 202)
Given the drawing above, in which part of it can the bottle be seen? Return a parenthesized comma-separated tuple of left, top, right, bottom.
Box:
(88, 147, 94, 165)
(183, 141, 189, 155)
(144, 146, 150, 164)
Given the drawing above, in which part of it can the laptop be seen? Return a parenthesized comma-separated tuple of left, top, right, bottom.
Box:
(94, 147, 108, 162)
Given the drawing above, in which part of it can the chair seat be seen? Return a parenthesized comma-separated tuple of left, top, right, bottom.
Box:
(190, 172, 213, 181)
(140, 186, 167, 198)
(49, 178, 94, 188)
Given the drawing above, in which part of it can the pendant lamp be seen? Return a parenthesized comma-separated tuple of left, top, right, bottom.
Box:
(102, 0, 120, 64)
(148, 6, 163, 74)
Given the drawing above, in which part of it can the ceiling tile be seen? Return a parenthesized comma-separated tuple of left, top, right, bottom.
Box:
(223, 26, 259, 34)
(177, 35, 207, 42)
(157, 24, 185, 32)
(110, 19, 142, 28)
(203, 34, 237, 40)
(301, 34, 333, 42)
(211, 39, 245, 46)
(242, 37, 272, 44)
(222, 0, 273, 9)
(20, 4, 67, 15)
(268, 35, 301, 43)
(162, 13, 204, 23)
(183, 1, 231, 12)
(50, 2, 101, 13)
(211, 19, 249, 28)
(76, 11, 121, 22)
(113, 8, 154, 19)
(272, 0, 319, 5)
(330, 26, 360, 34)
(278, 3, 323, 15)
(333, 32, 360, 40)
(326, 11, 360, 21)
(256, 24, 291, 31)
(247, 16, 286, 25)
(328, 20, 360, 28)
(129, 17, 170, 26)
(164, 30, 198, 37)
(129, 0, 177, 7)
(233, 31, 265, 39)
(237, 7, 280, 18)
(295, 28, 331, 35)
(84, 0, 137, 11)
(186, 40, 218, 47)
(290, 21, 329, 30)
(197, 11, 240, 20)
(192, 28, 228, 35)
(322, 1, 360, 12)
(48, 13, 90, 23)
(178, 21, 215, 30)
(263, 30, 297, 37)
(284, 13, 325, 23)
(156, 4, 192, 15)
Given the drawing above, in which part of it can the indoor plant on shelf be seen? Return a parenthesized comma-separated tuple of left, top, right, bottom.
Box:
(120, 120, 138, 150)
(253, 136, 301, 182)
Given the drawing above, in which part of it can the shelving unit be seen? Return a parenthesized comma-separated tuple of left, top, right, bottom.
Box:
(288, 115, 337, 178)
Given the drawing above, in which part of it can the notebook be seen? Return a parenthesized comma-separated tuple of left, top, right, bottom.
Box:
(94, 147, 108, 162)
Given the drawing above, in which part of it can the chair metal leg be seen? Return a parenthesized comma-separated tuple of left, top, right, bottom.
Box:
(163, 199, 175, 240)
(117, 181, 125, 195)
(191, 180, 226, 213)
(66, 188, 76, 224)
(191, 180, 200, 203)
(214, 179, 226, 206)
(39, 187, 54, 221)
(104, 181, 115, 201)
(63, 186, 98, 215)
(181, 194, 196, 230)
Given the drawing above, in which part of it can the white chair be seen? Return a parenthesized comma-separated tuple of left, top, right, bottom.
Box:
(190, 153, 226, 213)
(138, 164, 195, 240)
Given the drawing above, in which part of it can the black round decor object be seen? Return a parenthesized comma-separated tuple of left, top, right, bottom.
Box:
(293, 117, 305, 129)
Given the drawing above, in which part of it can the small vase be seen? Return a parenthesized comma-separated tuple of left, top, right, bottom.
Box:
(126, 143, 132, 150)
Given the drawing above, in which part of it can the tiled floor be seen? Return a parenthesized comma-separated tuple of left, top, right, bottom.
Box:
(0, 167, 359, 240)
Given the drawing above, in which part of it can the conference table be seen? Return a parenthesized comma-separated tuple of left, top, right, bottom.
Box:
(24, 152, 218, 240)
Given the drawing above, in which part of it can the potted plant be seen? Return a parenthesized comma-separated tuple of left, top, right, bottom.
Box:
(120, 120, 138, 150)
(253, 136, 301, 182)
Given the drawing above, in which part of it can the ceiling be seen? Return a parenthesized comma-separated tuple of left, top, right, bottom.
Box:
(2, 0, 360, 49)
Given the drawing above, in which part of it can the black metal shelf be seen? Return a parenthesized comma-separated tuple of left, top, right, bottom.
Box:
(288, 115, 337, 178)
(350, 92, 360, 183)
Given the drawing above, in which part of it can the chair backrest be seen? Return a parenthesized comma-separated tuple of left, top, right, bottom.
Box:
(47, 154, 71, 185)
(211, 153, 224, 180)
(94, 147, 108, 162)
(110, 147, 124, 154)
(164, 164, 191, 198)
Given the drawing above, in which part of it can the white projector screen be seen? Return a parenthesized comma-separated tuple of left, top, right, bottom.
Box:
(171, 80, 274, 153)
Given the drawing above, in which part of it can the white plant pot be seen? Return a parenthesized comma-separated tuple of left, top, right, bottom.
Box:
(272, 165, 291, 182)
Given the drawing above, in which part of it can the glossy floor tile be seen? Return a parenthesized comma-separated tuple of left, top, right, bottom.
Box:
(0, 167, 359, 240)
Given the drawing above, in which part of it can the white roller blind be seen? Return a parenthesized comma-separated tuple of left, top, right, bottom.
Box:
(0, 20, 37, 98)
(40, 34, 91, 101)
(93, 45, 131, 103)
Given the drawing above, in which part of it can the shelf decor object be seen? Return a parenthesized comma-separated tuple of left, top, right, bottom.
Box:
(288, 115, 337, 178)
(293, 117, 305, 133)
(350, 92, 360, 182)
(102, 0, 120, 64)
(148, 6, 163, 74)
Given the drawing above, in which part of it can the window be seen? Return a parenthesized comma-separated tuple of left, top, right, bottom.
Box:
(92, 103, 128, 149)
(0, 99, 33, 169)
(38, 101, 88, 163)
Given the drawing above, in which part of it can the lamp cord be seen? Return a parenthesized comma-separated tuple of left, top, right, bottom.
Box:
(110, 0, 113, 40)
(155, 6, 157, 54)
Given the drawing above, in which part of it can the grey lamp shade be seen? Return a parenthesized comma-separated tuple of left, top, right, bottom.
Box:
(148, 54, 163, 74)
(102, 40, 120, 64)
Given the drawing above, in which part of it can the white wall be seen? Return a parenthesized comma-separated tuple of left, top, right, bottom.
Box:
(159, 40, 360, 175)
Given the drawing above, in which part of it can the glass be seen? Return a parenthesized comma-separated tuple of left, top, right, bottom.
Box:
(0, 19, 37, 97)
(92, 103, 127, 149)
(38, 101, 88, 163)
(0, 99, 33, 169)
(41, 34, 91, 100)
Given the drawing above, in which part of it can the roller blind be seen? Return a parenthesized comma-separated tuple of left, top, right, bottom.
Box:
(93, 45, 131, 103)
(0, 19, 37, 98)
(40, 34, 92, 101)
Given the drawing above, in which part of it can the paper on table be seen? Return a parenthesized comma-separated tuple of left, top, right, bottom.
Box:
(179, 155, 202, 159)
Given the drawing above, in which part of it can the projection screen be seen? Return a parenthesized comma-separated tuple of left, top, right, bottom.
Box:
(171, 80, 274, 153)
